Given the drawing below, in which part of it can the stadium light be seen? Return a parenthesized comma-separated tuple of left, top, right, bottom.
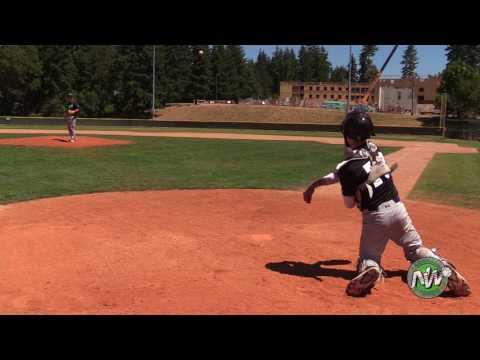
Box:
(152, 45, 156, 119)
(347, 45, 352, 115)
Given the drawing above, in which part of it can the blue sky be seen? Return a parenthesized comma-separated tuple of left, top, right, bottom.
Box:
(243, 45, 446, 78)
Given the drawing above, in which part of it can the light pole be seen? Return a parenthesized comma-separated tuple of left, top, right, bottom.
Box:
(152, 45, 156, 119)
(194, 48, 204, 105)
(346, 45, 352, 115)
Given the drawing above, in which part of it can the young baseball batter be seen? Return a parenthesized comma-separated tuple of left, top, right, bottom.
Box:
(303, 111, 471, 297)
(64, 93, 80, 143)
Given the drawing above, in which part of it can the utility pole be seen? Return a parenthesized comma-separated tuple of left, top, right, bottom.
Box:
(411, 76, 415, 116)
(441, 93, 447, 137)
(152, 45, 156, 119)
(346, 45, 352, 115)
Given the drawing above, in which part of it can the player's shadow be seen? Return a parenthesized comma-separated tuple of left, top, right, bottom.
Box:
(53, 138, 69, 143)
(265, 259, 407, 282)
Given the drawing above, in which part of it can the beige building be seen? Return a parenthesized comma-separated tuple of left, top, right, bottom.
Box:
(279, 76, 441, 113)
(280, 81, 375, 104)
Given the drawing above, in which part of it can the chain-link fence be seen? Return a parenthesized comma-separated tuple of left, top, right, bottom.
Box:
(445, 123, 480, 140)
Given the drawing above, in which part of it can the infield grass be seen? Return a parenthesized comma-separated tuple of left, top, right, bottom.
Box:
(0, 134, 399, 204)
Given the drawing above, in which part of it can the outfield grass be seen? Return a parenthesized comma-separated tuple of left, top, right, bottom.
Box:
(0, 134, 399, 204)
(410, 153, 480, 208)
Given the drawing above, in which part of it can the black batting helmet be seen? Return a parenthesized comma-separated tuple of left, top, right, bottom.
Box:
(341, 111, 375, 140)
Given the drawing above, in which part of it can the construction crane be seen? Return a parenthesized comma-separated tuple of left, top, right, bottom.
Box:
(353, 45, 399, 112)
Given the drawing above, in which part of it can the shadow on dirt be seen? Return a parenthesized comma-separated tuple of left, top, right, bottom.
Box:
(265, 260, 407, 283)
(53, 138, 69, 143)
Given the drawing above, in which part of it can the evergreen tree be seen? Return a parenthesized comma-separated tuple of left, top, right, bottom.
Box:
(401, 45, 419, 79)
(330, 66, 349, 83)
(255, 49, 273, 99)
(270, 46, 284, 95)
(359, 45, 379, 83)
(350, 54, 359, 82)
(446, 45, 480, 69)
(242, 59, 259, 99)
(298, 45, 315, 82)
(190, 45, 212, 101)
(283, 48, 298, 81)
(210, 45, 229, 100)
(163, 45, 194, 103)
(311, 45, 331, 81)
(224, 45, 248, 102)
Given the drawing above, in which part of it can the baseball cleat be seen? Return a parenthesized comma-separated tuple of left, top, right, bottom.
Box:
(445, 265, 471, 297)
(346, 267, 382, 297)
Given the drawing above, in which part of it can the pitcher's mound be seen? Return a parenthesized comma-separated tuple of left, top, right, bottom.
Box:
(0, 136, 133, 148)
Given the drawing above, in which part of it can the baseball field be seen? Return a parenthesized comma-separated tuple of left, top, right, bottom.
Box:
(0, 128, 479, 314)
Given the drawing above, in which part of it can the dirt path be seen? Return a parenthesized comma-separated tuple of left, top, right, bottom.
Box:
(0, 129, 478, 314)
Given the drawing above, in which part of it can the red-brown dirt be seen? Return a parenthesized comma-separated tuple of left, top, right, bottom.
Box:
(0, 190, 478, 315)
(0, 130, 478, 314)
(0, 136, 132, 148)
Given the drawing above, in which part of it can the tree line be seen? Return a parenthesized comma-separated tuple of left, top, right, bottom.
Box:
(439, 45, 480, 118)
(0, 44, 426, 117)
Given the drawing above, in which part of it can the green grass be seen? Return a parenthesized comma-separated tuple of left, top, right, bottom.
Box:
(410, 152, 480, 208)
(0, 134, 399, 204)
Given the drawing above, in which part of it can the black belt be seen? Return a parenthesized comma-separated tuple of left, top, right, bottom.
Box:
(366, 194, 400, 212)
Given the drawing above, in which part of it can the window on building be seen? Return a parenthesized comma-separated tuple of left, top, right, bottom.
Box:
(418, 95, 425, 103)
(331, 95, 334, 99)
(309, 94, 313, 98)
(300, 94, 304, 99)
(324, 86, 328, 91)
(323, 94, 327, 99)
(371, 96, 374, 101)
(397, 91, 402, 100)
(300, 86, 304, 90)
(330, 87, 334, 91)
(419, 88, 424, 92)
(316, 86, 320, 91)
(316, 94, 320, 99)
(338, 87, 342, 91)
(338, 95, 342, 99)
(309, 86, 313, 91)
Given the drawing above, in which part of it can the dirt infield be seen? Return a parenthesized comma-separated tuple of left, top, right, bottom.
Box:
(0, 189, 478, 315)
(0, 136, 132, 148)
(0, 130, 478, 314)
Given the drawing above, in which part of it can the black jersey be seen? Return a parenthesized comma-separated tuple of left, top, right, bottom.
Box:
(337, 144, 399, 211)
(64, 102, 80, 117)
